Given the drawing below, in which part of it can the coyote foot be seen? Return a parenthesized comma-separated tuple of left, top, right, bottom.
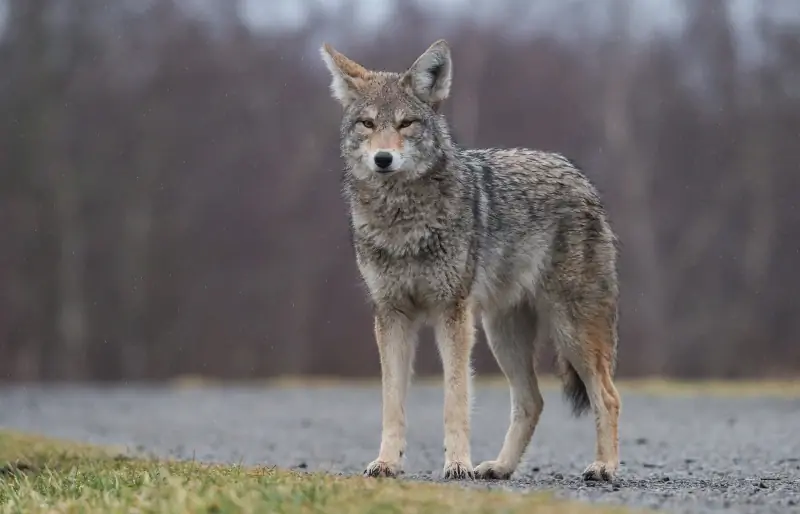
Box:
(582, 461, 617, 482)
(364, 459, 401, 478)
(443, 460, 474, 480)
(474, 460, 514, 480)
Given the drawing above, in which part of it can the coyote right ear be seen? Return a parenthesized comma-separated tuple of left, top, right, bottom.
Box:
(319, 43, 371, 108)
(402, 40, 452, 109)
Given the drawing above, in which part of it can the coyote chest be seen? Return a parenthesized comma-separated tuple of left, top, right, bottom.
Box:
(351, 206, 471, 313)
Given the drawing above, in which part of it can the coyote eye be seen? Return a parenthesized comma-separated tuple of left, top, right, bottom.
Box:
(398, 119, 416, 129)
(359, 119, 375, 129)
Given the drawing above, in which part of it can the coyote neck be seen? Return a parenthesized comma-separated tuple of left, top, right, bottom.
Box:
(348, 168, 465, 224)
(344, 158, 470, 258)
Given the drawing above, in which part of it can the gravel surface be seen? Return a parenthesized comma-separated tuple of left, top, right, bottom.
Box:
(1, 384, 799, 513)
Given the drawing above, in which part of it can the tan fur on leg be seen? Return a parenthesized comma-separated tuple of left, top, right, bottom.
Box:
(364, 313, 417, 478)
(475, 304, 543, 480)
(434, 303, 475, 480)
(578, 315, 621, 481)
(320, 38, 622, 482)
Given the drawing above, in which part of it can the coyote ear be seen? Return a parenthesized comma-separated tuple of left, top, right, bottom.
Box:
(402, 39, 452, 108)
(319, 43, 371, 108)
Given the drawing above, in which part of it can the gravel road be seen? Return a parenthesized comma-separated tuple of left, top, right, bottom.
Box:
(1, 383, 799, 513)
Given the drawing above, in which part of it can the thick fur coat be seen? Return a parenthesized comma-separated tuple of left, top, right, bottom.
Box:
(320, 39, 622, 482)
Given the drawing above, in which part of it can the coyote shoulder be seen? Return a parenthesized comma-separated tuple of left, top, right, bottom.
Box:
(320, 39, 621, 482)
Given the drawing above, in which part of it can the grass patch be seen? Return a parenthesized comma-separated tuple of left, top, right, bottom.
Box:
(171, 373, 800, 398)
(0, 430, 645, 514)
(612, 377, 800, 397)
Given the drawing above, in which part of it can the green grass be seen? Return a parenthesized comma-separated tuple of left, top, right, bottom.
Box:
(0, 430, 646, 514)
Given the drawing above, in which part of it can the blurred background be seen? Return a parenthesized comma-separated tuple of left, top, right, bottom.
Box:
(1, 0, 798, 383)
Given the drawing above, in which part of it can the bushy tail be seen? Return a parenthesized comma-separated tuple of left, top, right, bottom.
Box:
(558, 356, 591, 417)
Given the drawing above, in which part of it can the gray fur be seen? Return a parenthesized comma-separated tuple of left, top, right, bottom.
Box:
(321, 39, 622, 482)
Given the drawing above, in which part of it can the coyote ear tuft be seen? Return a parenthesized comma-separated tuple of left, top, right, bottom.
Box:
(403, 39, 452, 108)
(319, 43, 371, 108)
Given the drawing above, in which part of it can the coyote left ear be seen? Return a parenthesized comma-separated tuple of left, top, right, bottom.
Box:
(319, 43, 372, 108)
(402, 39, 452, 108)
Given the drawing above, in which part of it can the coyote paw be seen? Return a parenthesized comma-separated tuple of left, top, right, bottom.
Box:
(443, 460, 474, 480)
(473, 460, 514, 480)
(364, 459, 401, 478)
(582, 461, 617, 482)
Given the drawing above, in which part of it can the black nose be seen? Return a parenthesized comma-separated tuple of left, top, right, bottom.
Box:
(373, 151, 393, 170)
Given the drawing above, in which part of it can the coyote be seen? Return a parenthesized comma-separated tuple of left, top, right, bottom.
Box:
(320, 39, 621, 482)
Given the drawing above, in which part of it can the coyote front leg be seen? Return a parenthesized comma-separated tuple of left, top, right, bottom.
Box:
(364, 313, 417, 478)
(434, 303, 475, 479)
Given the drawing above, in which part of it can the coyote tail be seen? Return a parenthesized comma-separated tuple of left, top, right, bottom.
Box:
(558, 355, 591, 417)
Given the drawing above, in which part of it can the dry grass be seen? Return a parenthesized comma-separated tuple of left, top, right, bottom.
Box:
(0, 430, 646, 514)
(171, 373, 800, 397)
(611, 377, 800, 397)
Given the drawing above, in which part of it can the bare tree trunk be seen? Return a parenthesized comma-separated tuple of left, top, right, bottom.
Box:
(733, 75, 775, 373)
(118, 195, 153, 379)
(603, 0, 667, 374)
(51, 141, 88, 380)
(449, 23, 487, 146)
(6, 0, 52, 380)
(741, 93, 775, 292)
(51, 0, 98, 381)
(11, 0, 88, 380)
(116, 135, 158, 379)
(281, 133, 328, 376)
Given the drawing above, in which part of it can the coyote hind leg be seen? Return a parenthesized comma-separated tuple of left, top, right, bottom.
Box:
(474, 302, 543, 480)
(552, 303, 621, 481)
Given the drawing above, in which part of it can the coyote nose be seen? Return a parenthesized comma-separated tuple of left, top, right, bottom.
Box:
(373, 151, 393, 170)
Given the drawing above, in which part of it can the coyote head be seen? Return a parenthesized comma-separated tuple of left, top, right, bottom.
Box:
(320, 40, 453, 181)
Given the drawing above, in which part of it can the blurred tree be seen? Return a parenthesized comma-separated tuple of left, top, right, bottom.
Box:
(0, 0, 797, 381)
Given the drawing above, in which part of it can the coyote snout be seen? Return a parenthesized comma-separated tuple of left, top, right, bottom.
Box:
(372, 151, 394, 171)
(320, 39, 622, 483)
(366, 128, 407, 173)
(356, 117, 427, 176)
